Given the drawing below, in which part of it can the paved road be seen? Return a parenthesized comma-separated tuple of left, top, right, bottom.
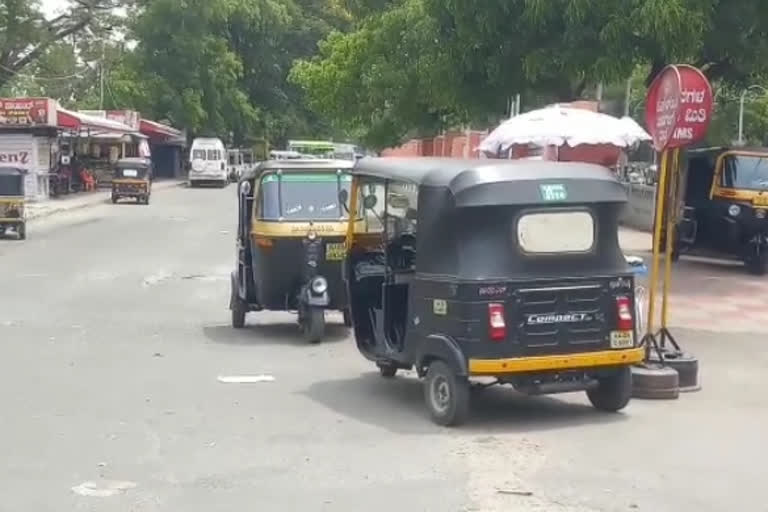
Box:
(1, 186, 767, 511)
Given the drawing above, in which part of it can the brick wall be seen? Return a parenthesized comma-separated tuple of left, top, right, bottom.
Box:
(381, 130, 489, 158)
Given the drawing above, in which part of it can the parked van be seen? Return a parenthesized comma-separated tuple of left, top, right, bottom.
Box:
(189, 138, 227, 187)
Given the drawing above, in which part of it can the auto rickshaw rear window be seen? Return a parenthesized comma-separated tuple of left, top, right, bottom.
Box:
(721, 155, 768, 191)
(517, 210, 595, 254)
(258, 172, 352, 221)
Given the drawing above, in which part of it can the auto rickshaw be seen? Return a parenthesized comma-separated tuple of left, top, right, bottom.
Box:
(672, 147, 768, 274)
(0, 167, 27, 240)
(112, 157, 153, 205)
(341, 157, 644, 426)
(230, 159, 355, 343)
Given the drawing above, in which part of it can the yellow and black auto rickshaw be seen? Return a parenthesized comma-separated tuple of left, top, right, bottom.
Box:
(229, 158, 355, 343)
(675, 147, 768, 274)
(112, 157, 153, 205)
(0, 167, 27, 240)
(341, 158, 644, 426)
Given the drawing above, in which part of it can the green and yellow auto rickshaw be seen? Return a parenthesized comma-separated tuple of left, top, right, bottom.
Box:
(230, 158, 356, 342)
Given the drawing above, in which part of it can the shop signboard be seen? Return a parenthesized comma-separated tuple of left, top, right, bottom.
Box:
(645, 65, 713, 151)
(0, 98, 56, 127)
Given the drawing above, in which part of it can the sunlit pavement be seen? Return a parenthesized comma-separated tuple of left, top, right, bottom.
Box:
(0, 187, 766, 511)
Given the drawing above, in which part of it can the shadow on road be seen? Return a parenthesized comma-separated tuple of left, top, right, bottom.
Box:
(303, 372, 627, 435)
(202, 322, 350, 346)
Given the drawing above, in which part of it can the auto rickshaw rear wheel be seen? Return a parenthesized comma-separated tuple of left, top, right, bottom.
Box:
(302, 307, 325, 344)
(343, 308, 353, 327)
(745, 247, 768, 275)
(424, 360, 469, 426)
(17, 223, 26, 240)
(231, 295, 247, 329)
(111, 194, 118, 204)
(377, 362, 398, 378)
(586, 366, 632, 412)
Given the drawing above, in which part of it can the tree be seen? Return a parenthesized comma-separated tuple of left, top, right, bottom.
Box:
(0, 0, 125, 90)
(292, 0, 768, 148)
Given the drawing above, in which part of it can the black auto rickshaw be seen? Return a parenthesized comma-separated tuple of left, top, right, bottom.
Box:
(0, 167, 27, 240)
(112, 157, 153, 205)
(672, 147, 768, 274)
(341, 158, 644, 426)
(230, 159, 355, 342)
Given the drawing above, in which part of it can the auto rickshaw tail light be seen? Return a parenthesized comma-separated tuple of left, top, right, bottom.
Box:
(488, 303, 507, 341)
(616, 296, 633, 330)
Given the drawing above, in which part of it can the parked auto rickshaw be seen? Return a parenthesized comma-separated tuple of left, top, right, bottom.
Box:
(230, 159, 355, 342)
(0, 167, 27, 240)
(112, 157, 153, 205)
(669, 147, 768, 274)
(341, 157, 644, 426)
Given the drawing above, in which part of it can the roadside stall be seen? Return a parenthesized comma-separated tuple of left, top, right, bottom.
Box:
(139, 119, 185, 179)
(0, 98, 58, 200)
(57, 109, 144, 187)
(477, 104, 651, 169)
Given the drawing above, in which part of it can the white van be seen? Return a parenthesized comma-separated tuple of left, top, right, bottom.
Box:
(189, 138, 228, 187)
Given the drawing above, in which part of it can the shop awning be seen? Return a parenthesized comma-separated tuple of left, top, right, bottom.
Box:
(57, 107, 137, 134)
(140, 119, 184, 144)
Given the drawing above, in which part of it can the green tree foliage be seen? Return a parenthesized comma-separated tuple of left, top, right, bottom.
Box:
(0, 0, 123, 89)
(292, 0, 768, 148)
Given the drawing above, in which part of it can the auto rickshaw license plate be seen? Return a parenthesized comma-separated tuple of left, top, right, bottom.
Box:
(610, 330, 634, 349)
(325, 242, 346, 261)
(753, 195, 768, 207)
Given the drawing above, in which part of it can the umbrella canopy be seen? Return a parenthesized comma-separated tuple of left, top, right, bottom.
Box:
(478, 105, 651, 155)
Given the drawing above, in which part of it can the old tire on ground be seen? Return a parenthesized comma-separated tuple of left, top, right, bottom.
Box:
(302, 307, 325, 344)
(631, 364, 680, 399)
(587, 366, 633, 412)
(648, 351, 700, 392)
(377, 363, 398, 378)
(424, 360, 470, 426)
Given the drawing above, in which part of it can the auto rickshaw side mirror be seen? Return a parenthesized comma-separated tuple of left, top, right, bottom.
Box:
(363, 194, 378, 210)
(338, 188, 349, 213)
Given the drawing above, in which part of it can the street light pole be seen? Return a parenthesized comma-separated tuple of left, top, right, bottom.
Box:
(100, 40, 105, 109)
(738, 84, 768, 145)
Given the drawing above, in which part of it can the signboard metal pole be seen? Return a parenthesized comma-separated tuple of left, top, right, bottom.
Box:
(645, 148, 669, 346)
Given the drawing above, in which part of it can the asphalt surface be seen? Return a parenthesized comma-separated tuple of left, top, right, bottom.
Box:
(1, 185, 766, 511)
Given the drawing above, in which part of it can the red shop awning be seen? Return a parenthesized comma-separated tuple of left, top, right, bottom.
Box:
(57, 107, 137, 134)
(140, 119, 182, 142)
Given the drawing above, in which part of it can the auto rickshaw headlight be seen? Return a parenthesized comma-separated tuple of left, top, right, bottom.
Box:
(757, 209, 767, 219)
(311, 276, 328, 295)
(728, 204, 741, 217)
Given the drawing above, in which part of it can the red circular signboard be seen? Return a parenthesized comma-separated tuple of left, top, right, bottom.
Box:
(645, 64, 713, 151)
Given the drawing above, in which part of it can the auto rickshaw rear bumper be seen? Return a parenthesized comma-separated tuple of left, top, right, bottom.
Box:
(468, 347, 644, 376)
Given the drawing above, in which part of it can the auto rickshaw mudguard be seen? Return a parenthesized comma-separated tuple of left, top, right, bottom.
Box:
(721, 215, 741, 247)
(300, 286, 330, 307)
(415, 334, 468, 377)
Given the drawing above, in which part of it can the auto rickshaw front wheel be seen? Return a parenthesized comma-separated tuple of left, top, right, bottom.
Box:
(424, 360, 470, 426)
(111, 194, 118, 204)
(745, 246, 768, 275)
(302, 307, 325, 344)
(586, 366, 632, 412)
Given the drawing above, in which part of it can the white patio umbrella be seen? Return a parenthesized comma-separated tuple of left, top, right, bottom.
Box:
(478, 105, 651, 156)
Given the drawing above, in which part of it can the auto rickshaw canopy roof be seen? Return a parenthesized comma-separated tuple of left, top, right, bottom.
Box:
(352, 157, 627, 207)
(115, 157, 151, 169)
(242, 158, 355, 180)
(0, 166, 27, 176)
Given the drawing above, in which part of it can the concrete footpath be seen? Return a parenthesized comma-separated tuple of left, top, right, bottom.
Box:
(26, 179, 185, 221)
